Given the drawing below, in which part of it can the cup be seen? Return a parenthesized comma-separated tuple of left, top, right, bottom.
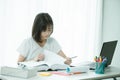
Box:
(95, 62, 106, 74)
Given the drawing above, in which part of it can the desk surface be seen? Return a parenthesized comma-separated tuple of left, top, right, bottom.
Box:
(0, 66, 120, 80)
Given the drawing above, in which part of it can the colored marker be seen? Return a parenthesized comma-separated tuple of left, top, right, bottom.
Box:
(94, 56, 97, 62)
(99, 56, 102, 63)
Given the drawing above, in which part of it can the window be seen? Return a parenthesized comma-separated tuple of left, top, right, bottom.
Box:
(0, 0, 103, 66)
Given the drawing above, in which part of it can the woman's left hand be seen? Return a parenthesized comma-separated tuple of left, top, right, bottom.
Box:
(64, 57, 72, 65)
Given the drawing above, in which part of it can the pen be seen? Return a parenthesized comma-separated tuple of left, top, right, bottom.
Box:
(72, 72, 81, 74)
(69, 72, 85, 75)
(70, 56, 77, 59)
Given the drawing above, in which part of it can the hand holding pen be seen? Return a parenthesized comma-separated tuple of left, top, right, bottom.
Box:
(64, 56, 77, 65)
(64, 57, 72, 65)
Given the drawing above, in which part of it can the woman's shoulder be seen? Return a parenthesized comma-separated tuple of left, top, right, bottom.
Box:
(21, 37, 34, 44)
(47, 37, 60, 46)
(47, 37, 56, 42)
(17, 37, 32, 49)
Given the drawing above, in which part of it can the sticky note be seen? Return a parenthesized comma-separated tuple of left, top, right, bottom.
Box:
(39, 72, 52, 76)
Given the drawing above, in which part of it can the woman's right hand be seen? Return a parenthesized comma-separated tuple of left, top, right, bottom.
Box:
(64, 57, 72, 65)
(34, 54, 45, 61)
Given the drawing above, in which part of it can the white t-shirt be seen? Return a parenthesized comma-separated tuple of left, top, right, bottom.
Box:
(17, 37, 61, 60)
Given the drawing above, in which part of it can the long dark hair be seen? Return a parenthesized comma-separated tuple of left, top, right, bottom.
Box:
(32, 13, 53, 42)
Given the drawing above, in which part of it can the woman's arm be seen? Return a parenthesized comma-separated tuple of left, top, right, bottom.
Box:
(17, 54, 25, 62)
(17, 54, 45, 62)
(58, 50, 72, 65)
(17, 55, 34, 62)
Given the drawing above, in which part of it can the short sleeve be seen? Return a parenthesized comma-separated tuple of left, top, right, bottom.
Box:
(49, 38, 62, 54)
(17, 39, 30, 57)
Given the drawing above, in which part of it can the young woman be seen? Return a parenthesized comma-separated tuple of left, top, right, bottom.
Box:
(17, 13, 72, 65)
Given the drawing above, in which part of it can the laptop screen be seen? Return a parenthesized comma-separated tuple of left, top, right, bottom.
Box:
(100, 40, 118, 67)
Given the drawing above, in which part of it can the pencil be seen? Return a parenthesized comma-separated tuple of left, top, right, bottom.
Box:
(70, 72, 83, 75)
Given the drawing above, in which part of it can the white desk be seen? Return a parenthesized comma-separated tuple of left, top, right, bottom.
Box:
(0, 66, 120, 80)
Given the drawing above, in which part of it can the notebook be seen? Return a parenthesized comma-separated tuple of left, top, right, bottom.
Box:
(89, 40, 118, 69)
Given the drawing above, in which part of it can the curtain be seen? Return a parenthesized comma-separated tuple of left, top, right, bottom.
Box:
(0, 0, 103, 66)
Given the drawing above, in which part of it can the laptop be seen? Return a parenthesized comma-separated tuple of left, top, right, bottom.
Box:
(89, 40, 118, 70)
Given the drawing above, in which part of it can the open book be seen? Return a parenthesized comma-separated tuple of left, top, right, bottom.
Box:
(18, 61, 69, 71)
(18, 50, 69, 71)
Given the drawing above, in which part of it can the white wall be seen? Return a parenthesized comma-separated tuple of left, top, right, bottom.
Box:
(102, 0, 120, 67)
(102, 1, 120, 79)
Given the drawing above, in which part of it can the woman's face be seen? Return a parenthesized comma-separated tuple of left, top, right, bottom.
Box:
(41, 26, 53, 40)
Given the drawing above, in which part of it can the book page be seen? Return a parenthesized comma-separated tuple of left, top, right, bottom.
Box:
(50, 64, 69, 70)
(18, 61, 46, 67)
(18, 61, 49, 71)
(43, 50, 66, 67)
